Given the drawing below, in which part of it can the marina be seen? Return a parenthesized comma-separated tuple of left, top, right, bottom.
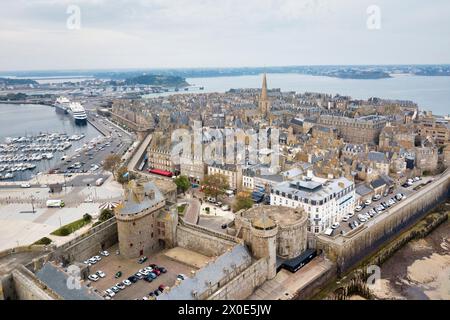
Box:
(0, 104, 103, 181)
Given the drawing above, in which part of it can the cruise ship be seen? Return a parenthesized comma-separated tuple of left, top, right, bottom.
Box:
(68, 102, 88, 125)
(54, 96, 70, 114)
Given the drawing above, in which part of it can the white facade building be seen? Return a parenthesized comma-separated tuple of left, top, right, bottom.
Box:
(270, 176, 355, 234)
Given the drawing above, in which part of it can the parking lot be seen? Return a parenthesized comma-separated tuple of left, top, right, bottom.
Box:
(84, 244, 196, 300)
(331, 176, 434, 236)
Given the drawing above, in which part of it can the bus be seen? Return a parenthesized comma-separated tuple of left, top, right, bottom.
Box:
(278, 249, 317, 273)
(46, 200, 65, 208)
(148, 169, 173, 178)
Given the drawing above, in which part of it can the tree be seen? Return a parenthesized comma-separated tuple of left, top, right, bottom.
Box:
(83, 213, 92, 222)
(232, 191, 254, 212)
(99, 209, 114, 222)
(201, 173, 229, 199)
(116, 166, 136, 184)
(103, 154, 122, 178)
(174, 175, 191, 194)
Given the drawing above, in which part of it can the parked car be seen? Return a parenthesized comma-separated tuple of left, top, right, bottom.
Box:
(372, 194, 382, 201)
(96, 270, 106, 278)
(93, 255, 102, 262)
(116, 283, 126, 290)
(135, 272, 144, 280)
(128, 276, 138, 283)
(148, 272, 157, 280)
(221, 204, 230, 211)
(158, 267, 167, 273)
(365, 199, 372, 205)
(177, 274, 187, 281)
(138, 256, 148, 264)
(88, 258, 97, 264)
(88, 274, 99, 282)
(331, 222, 340, 229)
(158, 285, 167, 292)
(144, 276, 153, 283)
(111, 286, 120, 293)
(342, 215, 349, 222)
(115, 271, 122, 278)
(105, 289, 115, 297)
(122, 279, 132, 286)
(355, 205, 363, 212)
(100, 250, 110, 256)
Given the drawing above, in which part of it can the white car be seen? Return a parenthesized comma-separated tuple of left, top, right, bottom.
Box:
(96, 270, 106, 278)
(88, 274, 99, 282)
(331, 222, 340, 229)
(342, 216, 349, 222)
(365, 199, 372, 205)
(20, 183, 31, 188)
(144, 267, 153, 272)
(116, 283, 126, 290)
(93, 255, 102, 261)
(347, 212, 354, 218)
(372, 194, 382, 201)
(83, 260, 91, 265)
(122, 280, 132, 286)
(100, 250, 110, 256)
(221, 205, 230, 211)
(88, 258, 97, 264)
(355, 205, 363, 212)
(105, 289, 115, 297)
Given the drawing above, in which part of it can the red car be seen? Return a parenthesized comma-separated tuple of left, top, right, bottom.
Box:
(153, 269, 161, 276)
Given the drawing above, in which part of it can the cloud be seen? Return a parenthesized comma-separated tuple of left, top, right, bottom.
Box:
(0, 0, 449, 70)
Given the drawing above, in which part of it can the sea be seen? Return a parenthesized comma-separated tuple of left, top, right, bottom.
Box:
(0, 103, 102, 181)
(144, 73, 450, 116)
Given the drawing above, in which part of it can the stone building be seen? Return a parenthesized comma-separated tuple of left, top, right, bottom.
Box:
(114, 180, 167, 259)
(147, 131, 175, 173)
(235, 206, 308, 260)
(318, 114, 387, 145)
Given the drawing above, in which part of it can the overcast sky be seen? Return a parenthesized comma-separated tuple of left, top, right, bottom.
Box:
(1, 0, 449, 71)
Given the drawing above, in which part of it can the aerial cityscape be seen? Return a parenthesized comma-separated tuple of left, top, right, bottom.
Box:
(0, 0, 449, 307)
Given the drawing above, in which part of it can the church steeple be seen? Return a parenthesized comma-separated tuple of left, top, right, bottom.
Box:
(261, 73, 268, 101)
(259, 73, 270, 118)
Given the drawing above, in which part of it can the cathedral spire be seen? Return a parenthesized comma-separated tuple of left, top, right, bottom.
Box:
(259, 73, 270, 118)
(261, 73, 268, 101)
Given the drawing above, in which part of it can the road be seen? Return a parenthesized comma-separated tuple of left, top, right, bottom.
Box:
(182, 197, 201, 224)
(332, 176, 435, 236)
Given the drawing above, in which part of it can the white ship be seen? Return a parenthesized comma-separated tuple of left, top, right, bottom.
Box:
(68, 102, 88, 126)
(54, 96, 70, 114)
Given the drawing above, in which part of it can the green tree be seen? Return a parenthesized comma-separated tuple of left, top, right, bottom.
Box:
(174, 175, 191, 194)
(103, 154, 122, 179)
(99, 208, 114, 221)
(83, 213, 92, 222)
(201, 173, 229, 199)
(232, 191, 254, 212)
(116, 166, 136, 184)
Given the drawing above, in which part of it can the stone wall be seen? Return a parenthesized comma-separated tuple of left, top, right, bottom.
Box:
(54, 218, 118, 264)
(208, 258, 268, 300)
(176, 221, 239, 257)
(316, 170, 450, 273)
(1, 265, 61, 300)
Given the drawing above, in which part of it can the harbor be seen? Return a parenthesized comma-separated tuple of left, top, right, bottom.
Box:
(0, 103, 103, 181)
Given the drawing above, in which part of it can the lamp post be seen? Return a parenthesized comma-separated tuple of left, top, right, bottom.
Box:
(30, 195, 35, 214)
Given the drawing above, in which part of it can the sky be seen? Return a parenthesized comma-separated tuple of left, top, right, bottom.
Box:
(1, 0, 450, 71)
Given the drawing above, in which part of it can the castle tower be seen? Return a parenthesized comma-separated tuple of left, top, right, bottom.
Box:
(250, 215, 278, 280)
(259, 73, 271, 118)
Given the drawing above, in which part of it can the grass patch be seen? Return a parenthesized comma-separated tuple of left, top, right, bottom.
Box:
(33, 237, 52, 245)
(177, 203, 187, 216)
(51, 217, 91, 236)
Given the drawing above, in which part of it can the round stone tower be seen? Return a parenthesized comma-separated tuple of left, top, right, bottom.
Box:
(250, 216, 278, 280)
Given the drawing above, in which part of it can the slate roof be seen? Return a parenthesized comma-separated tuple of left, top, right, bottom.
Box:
(157, 245, 252, 300)
(119, 181, 164, 215)
(35, 263, 102, 300)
